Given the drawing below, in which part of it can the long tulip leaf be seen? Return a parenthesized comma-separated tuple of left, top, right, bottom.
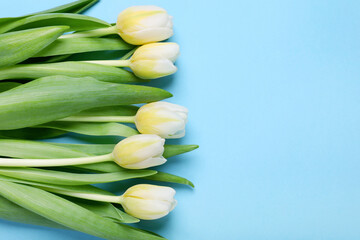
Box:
(0, 167, 157, 185)
(0, 62, 143, 83)
(0, 194, 66, 229)
(0, 181, 164, 240)
(51, 143, 115, 156)
(0, 0, 98, 33)
(0, 26, 69, 68)
(0, 82, 21, 92)
(75, 105, 139, 117)
(38, 122, 138, 137)
(24, 0, 99, 16)
(0, 139, 89, 159)
(0, 13, 110, 34)
(35, 37, 132, 57)
(0, 75, 171, 130)
(0, 128, 66, 139)
(144, 172, 195, 188)
(0, 175, 139, 223)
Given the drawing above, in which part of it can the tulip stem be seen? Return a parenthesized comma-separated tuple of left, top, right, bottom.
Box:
(58, 115, 136, 123)
(82, 59, 130, 67)
(0, 153, 113, 167)
(39, 187, 123, 203)
(59, 25, 118, 39)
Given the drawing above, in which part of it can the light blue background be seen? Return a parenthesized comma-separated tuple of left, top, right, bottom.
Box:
(1, 0, 360, 239)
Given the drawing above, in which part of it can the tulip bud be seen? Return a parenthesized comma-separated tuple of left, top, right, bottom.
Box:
(116, 5, 173, 45)
(112, 134, 166, 169)
(135, 102, 188, 139)
(120, 184, 177, 220)
(129, 42, 179, 79)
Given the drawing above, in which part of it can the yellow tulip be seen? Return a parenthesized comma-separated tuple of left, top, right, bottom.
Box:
(112, 134, 166, 169)
(116, 5, 173, 45)
(120, 184, 177, 220)
(135, 101, 188, 139)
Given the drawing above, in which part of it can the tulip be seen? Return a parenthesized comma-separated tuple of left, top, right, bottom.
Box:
(59, 101, 188, 138)
(60, 5, 173, 45)
(120, 184, 177, 220)
(113, 134, 166, 169)
(116, 6, 173, 45)
(0, 134, 167, 169)
(40, 184, 177, 220)
(135, 102, 188, 139)
(82, 42, 180, 79)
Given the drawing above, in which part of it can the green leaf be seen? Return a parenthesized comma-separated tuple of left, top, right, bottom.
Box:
(24, 0, 99, 16)
(0, 139, 89, 159)
(0, 127, 66, 140)
(0, 167, 157, 185)
(0, 62, 144, 83)
(0, 181, 164, 240)
(0, 75, 172, 130)
(0, 13, 110, 34)
(70, 198, 139, 224)
(0, 194, 66, 229)
(52, 143, 115, 156)
(0, 82, 21, 92)
(163, 144, 199, 158)
(35, 37, 132, 57)
(38, 121, 138, 137)
(0, 175, 139, 223)
(0, 0, 98, 33)
(144, 172, 195, 188)
(0, 26, 69, 68)
(75, 105, 139, 117)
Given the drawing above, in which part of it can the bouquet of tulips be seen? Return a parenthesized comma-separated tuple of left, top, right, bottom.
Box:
(0, 0, 197, 239)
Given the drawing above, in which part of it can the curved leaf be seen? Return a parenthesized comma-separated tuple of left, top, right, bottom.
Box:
(0, 75, 172, 130)
(144, 172, 195, 188)
(75, 105, 139, 117)
(0, 82, 21, 92)
(39, 121, 138, 137)
(0, 194, 66, 229)
(0, 167, 157, 185)
(0, 181, 164, 240)
(0, 0, 98, 33)
(24, 0, 99, 16)
(0, 175, 138, 223)
(0, 139, 89, 159)
(0, 26, 69, 67)
(0, 13, 110, 34)
(35, 37, 132, 57)
(0, 62, 143, 83)
(0, 128, 66, 140)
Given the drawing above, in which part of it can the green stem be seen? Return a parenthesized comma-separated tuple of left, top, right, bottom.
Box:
(0, 153, 113, 167)
(83, 59, 130, 67)
(59, 25, 118, 39)
(40, 187, 124, 203)
(58, 115, 136, 123)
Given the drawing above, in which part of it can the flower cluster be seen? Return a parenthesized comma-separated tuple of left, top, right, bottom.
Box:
(0, 2, 197, 235)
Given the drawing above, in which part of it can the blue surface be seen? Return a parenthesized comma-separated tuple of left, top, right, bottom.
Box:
(1, 0, 360, 239)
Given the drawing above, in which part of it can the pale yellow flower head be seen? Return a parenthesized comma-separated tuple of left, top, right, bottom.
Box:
(116, 5, 173, 45)
(129, 42, 179, 79)
(135, 101, 188, 139)
(112, 134, 166, 169)
(120, 184, 177, 220)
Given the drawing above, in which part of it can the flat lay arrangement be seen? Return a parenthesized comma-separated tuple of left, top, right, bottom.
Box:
(0, 0, 197, 239)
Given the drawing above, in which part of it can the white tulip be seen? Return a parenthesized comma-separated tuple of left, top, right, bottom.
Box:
(120, 184, 177, 220)
(116, 5, 173, 45)
(129, 42, 180, 79)
(112, 134, 166, 169)
(135, 102, 188, 139)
